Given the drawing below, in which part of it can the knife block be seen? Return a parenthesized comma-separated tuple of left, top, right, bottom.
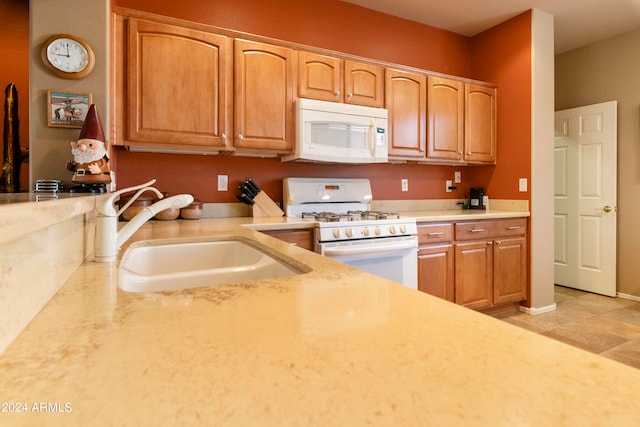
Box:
(252, 192, 284, 217)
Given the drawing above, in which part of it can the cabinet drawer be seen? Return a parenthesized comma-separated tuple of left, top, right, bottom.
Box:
(455, 218, 526, 241)
(417, 223, 453, 244)
(262, 229, 314, 251)
(492, 218, 527, 238)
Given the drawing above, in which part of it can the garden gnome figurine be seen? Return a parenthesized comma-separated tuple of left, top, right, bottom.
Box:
(66, 104, 111, 193)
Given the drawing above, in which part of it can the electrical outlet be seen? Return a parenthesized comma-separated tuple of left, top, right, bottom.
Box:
(446, 180, 453, 193)
(401, 179, 409, 192)
(454, 171, 461, 184)
(519, 178, 527, 192)
(217, 175, 228, 191)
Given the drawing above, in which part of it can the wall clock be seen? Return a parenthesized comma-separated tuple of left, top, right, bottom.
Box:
(41, 34, 95, 79)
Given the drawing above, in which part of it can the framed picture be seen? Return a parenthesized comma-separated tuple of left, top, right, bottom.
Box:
(47, 90, 92, 128)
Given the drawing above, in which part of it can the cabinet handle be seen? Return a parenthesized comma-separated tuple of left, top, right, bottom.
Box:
(487, 241, 493, 245)
(470, 229, 485, 233)
(496, 240, 501, 245)
(336, 90, 341, 96)
(347, 93, 353, 98)
(458, 151, 463, 155)
(507, 226, 521, 230)
(427, 232, 444, 236)
(221, 133, 227, 140)
(237, 134, 244, 140)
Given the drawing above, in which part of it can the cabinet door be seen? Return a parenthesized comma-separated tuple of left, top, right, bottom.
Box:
(262, 229, 314, 251)
(234, 39, 295, 153)
(493, 237, 527, 305)
(418, 244, 454, 302)
(344, 61, 384, 107)
(426, 76, 464, 161)
(385, 69, 426, 158)
(298, 52, 342, 102)
(465, 84, 496, 164)
(126, 18, 232, 148)
(455, 240, 493, 309)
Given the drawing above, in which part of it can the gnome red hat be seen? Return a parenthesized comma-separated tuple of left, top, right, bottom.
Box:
(79, 104, 105, 142)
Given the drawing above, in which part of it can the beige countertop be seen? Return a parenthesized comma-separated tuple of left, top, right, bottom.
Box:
(2, 213, 640, 425)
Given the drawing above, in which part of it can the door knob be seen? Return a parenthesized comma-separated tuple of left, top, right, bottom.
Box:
(603, 205, 612, 213)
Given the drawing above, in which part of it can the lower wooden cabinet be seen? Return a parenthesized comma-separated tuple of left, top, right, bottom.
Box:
(454, 240, 493, 309)
(418, 244, 454, 302)
(418, 218, 527, 310)
(417, 223, 454, 301)
(492, 236, 527, 305)
(261, 229, 314, 251)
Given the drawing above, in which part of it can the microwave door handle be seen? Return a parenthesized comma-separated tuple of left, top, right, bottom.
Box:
(368, 119, 376, 157)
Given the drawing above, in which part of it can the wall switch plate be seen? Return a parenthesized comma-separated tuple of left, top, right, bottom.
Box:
(519, 178, 527, 192)
(218, 175, 228, 191)
(446, 180, 453, 193)
(454, 171, 461, 184)
(401, 178, 409, 192)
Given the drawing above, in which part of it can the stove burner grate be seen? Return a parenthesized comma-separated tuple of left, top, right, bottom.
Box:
(301, 210, 401, 222)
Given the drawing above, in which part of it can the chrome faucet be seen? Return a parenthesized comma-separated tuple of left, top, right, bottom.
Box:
(94, 179, 194, 262)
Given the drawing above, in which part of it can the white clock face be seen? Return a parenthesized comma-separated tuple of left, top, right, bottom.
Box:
(46, 38, 89, 73)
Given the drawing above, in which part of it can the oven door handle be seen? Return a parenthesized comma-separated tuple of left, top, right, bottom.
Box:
(323, 239, 417, 256)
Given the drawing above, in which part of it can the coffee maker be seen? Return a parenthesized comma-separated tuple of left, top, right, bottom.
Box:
(469, 188, 484, 209)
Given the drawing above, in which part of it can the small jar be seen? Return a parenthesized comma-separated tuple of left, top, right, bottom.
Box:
(155, 206, 180, 220)
(119, 196, 154, 221)
(154, 192, 180, 220)
(180, 200, 203, 220)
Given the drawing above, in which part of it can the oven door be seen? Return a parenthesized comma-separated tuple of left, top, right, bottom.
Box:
(317, 236, 418, 290)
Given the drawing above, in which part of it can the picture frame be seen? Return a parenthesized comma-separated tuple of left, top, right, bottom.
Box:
(47, 90, 92, 128)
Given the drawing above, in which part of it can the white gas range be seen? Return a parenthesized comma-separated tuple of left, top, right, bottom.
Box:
(283, 177, 418, 289)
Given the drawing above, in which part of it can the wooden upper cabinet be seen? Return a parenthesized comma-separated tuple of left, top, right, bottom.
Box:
(343, 60, 384, 107)
(427, 76, 464, 161)
(234, 39, 295, 153)
(125, 18, 232, 149)
(385, 69, 426, 158)
(465, 84, 497, 164)
(298, 52, 384, 107)
(298, 52, 342, 102)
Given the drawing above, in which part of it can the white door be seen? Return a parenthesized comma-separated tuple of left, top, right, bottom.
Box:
(554, 101, 617, 296)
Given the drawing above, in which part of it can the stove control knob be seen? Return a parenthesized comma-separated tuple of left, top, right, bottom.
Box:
(400, 225, 407, 234)
(375, 227, 381, 236)
(333, 229, 341, 239)
(362, 228, 370, 237)
(389, 225, 396, 235)
(346, 228, 353, 238)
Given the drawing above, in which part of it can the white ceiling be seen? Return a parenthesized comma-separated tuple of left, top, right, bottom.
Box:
(341, 0, 640, 53)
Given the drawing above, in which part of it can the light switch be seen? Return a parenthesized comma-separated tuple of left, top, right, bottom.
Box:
(519, 178, 527, 192)
(218, 175, 228, 191)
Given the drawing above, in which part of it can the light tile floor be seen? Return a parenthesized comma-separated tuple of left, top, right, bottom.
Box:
(501, 285, 640, 369)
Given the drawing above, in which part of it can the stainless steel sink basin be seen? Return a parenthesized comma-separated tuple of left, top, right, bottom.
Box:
(118, 236, 304, 292)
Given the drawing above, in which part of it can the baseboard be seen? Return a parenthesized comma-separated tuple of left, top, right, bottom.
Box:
(616, 292, 640, 302)
(519, 303, 557, 315)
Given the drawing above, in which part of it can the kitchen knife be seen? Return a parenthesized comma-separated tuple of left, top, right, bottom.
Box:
(245, 178, 260, 194)
(239, 184, 257, 199)
(236, 194, 255, 205)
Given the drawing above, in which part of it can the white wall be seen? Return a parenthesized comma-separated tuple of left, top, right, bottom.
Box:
(528, 9, 556, 312)
(29, 0, 110, 190)
(556, 27, 640, 297)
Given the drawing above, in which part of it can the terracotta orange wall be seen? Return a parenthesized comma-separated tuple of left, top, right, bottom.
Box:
(112, 0, 531, 205)
(0, 0, 29, 191)
(469, 11, 532, 200)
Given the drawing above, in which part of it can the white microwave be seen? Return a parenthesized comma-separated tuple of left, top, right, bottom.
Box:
(281, 98, 388, 163)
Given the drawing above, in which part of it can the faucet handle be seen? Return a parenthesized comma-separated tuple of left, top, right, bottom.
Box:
(99, 179, 159, 217)
(116, 187, 164, 217)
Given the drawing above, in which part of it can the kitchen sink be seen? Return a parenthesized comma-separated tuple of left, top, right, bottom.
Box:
(118, 236, 305, 292)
